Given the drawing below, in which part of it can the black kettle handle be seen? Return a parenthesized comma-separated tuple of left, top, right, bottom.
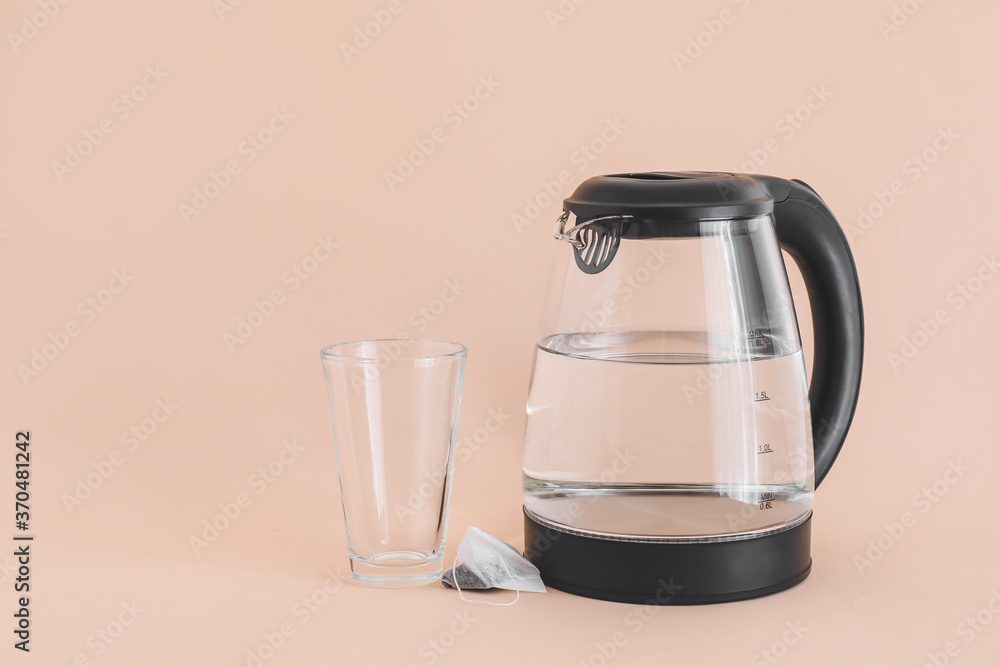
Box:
(763, 178, 864, 488)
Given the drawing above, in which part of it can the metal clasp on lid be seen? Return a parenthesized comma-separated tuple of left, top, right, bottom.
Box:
(552, 211, 633, 274)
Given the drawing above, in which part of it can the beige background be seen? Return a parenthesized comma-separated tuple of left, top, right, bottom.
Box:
(2, 0, 998, 664)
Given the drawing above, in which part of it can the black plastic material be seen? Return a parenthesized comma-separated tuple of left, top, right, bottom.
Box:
(524, 509, 812, 605)
(564, 172, 773, 224)
(763, 179, 864, 487)
(573, 220, 622, 274)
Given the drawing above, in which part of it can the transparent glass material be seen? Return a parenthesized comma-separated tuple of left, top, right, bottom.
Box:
(322, 339, 466, 587)
(523, 214, 814, 541)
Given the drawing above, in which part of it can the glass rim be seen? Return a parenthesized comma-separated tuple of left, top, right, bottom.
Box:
(320, 338, 467, 363)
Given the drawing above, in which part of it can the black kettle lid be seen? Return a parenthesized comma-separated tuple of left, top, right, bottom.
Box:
(564, 172, 775, 222)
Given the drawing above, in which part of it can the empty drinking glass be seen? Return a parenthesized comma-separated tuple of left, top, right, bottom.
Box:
(321, 339, 467, 588)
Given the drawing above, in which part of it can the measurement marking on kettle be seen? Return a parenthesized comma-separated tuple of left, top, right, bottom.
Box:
(757, 443, 774, 454)
(754, 391, 771, 402)
(759, 493, 775, 510)
(747, 329, 770, 349)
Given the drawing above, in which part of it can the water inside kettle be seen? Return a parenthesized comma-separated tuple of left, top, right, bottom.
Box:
(522, 330, 814, 541)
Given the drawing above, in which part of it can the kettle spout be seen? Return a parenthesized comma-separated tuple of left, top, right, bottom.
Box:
(552, 211, 584, 248)
(552, 211, 630, 275)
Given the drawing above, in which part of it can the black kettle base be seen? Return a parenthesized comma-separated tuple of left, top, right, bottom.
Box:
(523, 508, 812, 605)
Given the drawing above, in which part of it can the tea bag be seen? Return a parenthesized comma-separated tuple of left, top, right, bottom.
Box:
(442, 527, 546, 602)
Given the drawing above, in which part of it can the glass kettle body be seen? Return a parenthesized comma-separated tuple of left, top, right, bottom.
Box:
(522, 172, 863, 604)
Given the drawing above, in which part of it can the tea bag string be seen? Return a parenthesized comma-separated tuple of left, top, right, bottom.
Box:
(452, 551, 521, 607)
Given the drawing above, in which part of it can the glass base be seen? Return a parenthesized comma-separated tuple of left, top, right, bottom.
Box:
(350, 551, 443, 589)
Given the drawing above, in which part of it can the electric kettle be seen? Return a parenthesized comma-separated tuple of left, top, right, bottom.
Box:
(522, 172, 863, 604)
